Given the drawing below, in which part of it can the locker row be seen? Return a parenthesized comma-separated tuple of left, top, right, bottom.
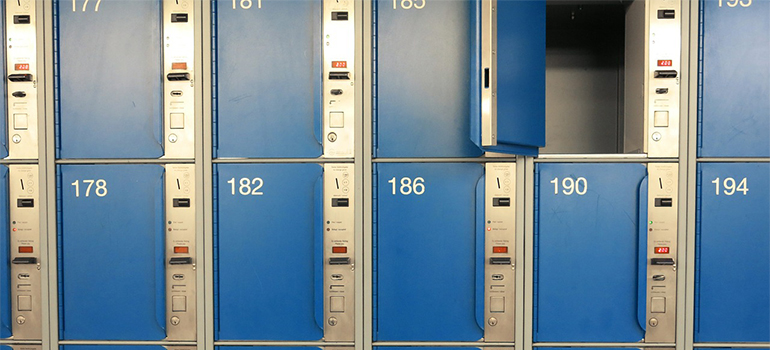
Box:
(0, 161, 767, 345)
(0, 0, 768, 160)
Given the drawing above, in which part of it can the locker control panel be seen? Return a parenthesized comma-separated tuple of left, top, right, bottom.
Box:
(484, 163, 515, 341)
(323, 163, 354, 341)
(323, 0, 355, 158)
(646, 0, 681, 158)
(9, 165, 41, 340)
(165, 164, 196, 340)
(6, 0, 39, 159)
(645, 163, 678, 342)
(163, 0, 195, 159)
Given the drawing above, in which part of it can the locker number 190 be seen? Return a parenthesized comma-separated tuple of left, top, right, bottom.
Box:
(388, 177, 425, 195)
(71, 179, 108, 197)
(233, 0, 261, 9)
(550, 177, 588, 195)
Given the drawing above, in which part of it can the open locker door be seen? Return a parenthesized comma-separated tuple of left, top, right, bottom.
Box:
(471, 0, 545, 156)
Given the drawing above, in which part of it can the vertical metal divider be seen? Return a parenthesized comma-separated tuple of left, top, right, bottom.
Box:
(197, 0, 210, 348)
(522, 156, 534, 350)
(360, 0, 372, 348)
(514, 156, 526, 350)
(683, 1, 700, 350)
(356, 0, 367, 349)
(200, 0, 213, 348)
(42, 0, 56, 348)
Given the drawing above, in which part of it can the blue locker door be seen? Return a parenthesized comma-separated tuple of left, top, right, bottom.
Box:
(695, 163, 770, 342)
(61, 346, 167, 350)
(0, 167, 10, 338)
(55, 0, 163, 159)
(214, 0, 322, 158)
(534, 163, 648, 342)
(374, 0, 481, 158)
(374, 163, 484, 341)
(375, 1, 544, 158)
(58, 165, 166, 340)
(699, 0, 770, 157)
(215, 163, 324, 341)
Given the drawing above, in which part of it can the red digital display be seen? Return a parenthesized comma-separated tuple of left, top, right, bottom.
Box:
(654, 246, 670, 254)
(14, 63, 29, 71)
(332, 61, 347, 68)
(657, 60, 673, 67)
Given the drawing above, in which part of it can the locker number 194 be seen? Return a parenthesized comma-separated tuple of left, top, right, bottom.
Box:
(71, 179, 108, 197)
(711, 177, 748, 195)
(388, 177, 425, 195)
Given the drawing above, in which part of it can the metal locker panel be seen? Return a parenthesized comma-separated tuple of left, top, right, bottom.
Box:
(214, 163, 324, 340)
(0, 12, 6, 159)
(0, 166, 9, 338)
(374, 163, 484, 341)
(213, 0, 322, 158)
(534, 163, 647, 342)
(471, 0, 545, 156)
(698, 0, 770, 157)
(54, 0, 163, 159)
(695, 163, 770, 342)
(373, 0, 483, 158)
(58, 165, 166, 340)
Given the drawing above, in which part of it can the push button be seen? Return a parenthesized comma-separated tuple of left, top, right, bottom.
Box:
(13, 113, 28, 130)
(654, 111, 669, 127)
(330, 112, 344, 128)
(330, 296, 345, 312)
(172, 296, 187, 312)
(651, 297, 666, 313)
(17, 295, 31, 311)
(490, 297, 505, 313)
(170, 113, 185, 129)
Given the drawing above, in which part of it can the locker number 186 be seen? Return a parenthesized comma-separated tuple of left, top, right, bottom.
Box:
(388, 177, 425, 195)
(71, 179, 108, 197)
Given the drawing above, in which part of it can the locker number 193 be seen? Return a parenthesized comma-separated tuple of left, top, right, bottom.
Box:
(388, 177, 425, 195)
(711, 177, 748, 195)
(71, 179, 108, 197)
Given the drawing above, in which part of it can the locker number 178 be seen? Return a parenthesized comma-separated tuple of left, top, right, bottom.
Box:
(71, 179, 108, 197)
